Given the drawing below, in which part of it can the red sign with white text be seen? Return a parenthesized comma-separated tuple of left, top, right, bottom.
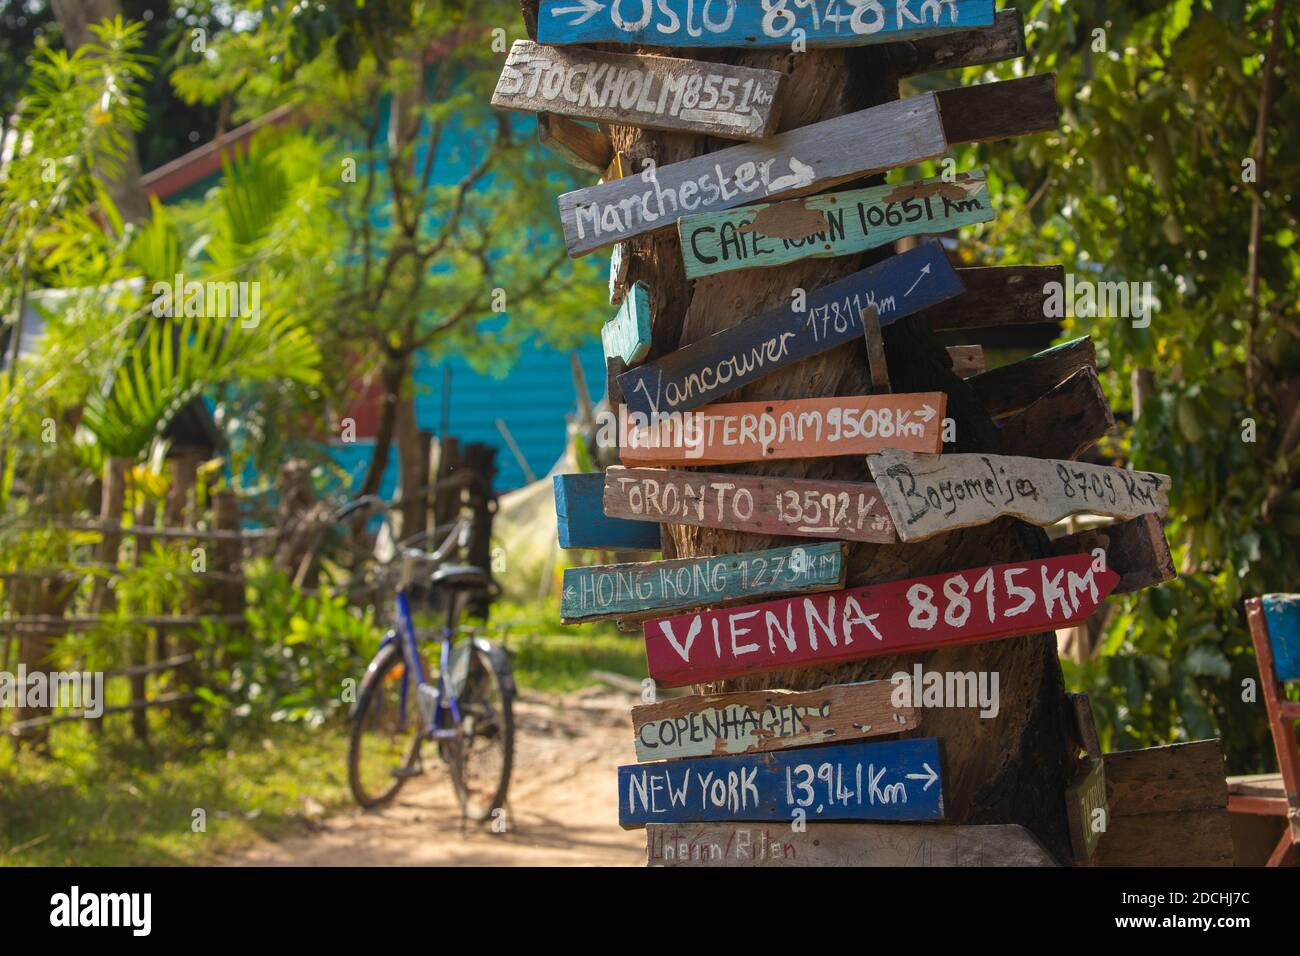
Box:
(643, 554, 1118, 687)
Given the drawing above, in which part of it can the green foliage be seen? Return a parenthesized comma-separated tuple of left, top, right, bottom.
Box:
(925, 1, 1299, 766)
(193, 558, 382, 737)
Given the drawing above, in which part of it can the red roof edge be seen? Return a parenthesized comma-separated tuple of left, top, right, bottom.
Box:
(140, 102, 301, 201)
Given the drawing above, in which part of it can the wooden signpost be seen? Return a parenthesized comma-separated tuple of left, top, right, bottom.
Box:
(601, 281, 652, 365)
(678, 170, 992, 279)
(997, 367, 1114, 461)
(923, 263, 1065, 332)
(536, 112, 612, 172)
(559, 541, 845, 624)
(897, 8, 1026, 76)
(647, 822, 1056, 867)
(630, 680, 917, 761)
(603, 466, 896, 543)
(618, 737, 944, 828)
(967, 336, 1096, 419)
(1050, 514, 1176, 595)
(620, 392, 946, 467)
(558, 92, 947, 255)
(553, 472, 660, 550)
(493, 40, 783, 140)
(641, 554, 1119, 687)
(618, 241, 963, 418)
(867, 449, 1172, 544)
(538, 0, 995, 49)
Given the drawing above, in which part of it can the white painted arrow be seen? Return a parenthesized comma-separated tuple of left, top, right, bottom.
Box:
(906, 762, 939, 791)
(678, 107, 765, 135)
(551, 0, 605, 26)
(916, 403, 937, 423)
(766, 156, 816, 193)
(904, 263, 931, 297)
(563, 585, 576, 600)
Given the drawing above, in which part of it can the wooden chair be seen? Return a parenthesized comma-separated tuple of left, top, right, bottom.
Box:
(1227, 595, 1300, 866)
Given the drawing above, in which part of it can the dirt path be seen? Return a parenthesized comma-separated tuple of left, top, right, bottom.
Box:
(225, 687, 645, 867)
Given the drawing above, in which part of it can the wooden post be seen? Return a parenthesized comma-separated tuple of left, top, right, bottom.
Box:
(210, 490, 245, 681)
(462, 442, 498, 620)
(128, 489, 155, 744)
(165, 453, 200, 724)
(599, 29, 1079, 859)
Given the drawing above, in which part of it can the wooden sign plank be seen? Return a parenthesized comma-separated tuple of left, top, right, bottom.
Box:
(536, 112, 612, 172)
(946, 344, 984, 378)
(559, 542, 845, 624)
(1049, 514, 1175, 595)
(678, 170, 991, 279)
(898, 8, 1026, 76)
(608, 241, 630, 305)
(618, 738, 944, 829)
(1262, 593, 1300, 680)
(538, 0, 995, 49)
(998, 367, 1115, 461)
(553, 473, 660, 550)
(935, 74, 1059, 145)
(620, 392, 946, 467)
(647, 822, 1056, 867)
(966, 336, 1097, 419)
(604, 466, 896, 544)
(1065, 758, 1107, 862)
(630, 680, 917, 762)
(558, 92, 947, 256)
(925, 264, 1065, 332)
(641, 553, 1119, 687)
(601, 281, 652, 365)
(618, 241, 964, 418)
(492, 40, 783, 140)
(867, 449, 1172, 544)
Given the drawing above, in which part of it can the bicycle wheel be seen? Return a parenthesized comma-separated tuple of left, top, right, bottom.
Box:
(446, 640, 514, 823)
(348, 643, 423, 809)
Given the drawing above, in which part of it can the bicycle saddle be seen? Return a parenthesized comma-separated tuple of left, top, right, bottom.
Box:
(428, 564, 490, 591)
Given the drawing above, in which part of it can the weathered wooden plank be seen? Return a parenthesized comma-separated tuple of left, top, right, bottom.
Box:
(604, 466, 896, 544)
(558, 92, 948, 255)
(867, 449, 1172, 544)
(998, 367, 1115, 461)
(559, 542, 846, 624)
(620, 392, 946, 467)
(642, 553, 1119, 687)
(1262, 593, 1300, 680)
(647, 821, 1056, 866)
(925, 264, 1065, 332)
(1065, 758, 1107, 862)
(601, 281, 652, 365)
(1091, 810, 1234, 867)
(618, 241, 964, 417)
(678, 170, 990, 279)
(553, 472, 660, 550)
(1049, 514, 1175, 595)
(896, 8, 1026, 76)
(966, 336, 1097, 420)
(608, 241, 630, 305)
(538, 0, 995, 49)
(618, 738, 944, 829)
(936, 74, 1058, 145)
(946, 344, 984, 378)
(536, 112, 612, 172)
(1103, 740, 1229, 817)
(631, 679, 916, 761)
(493, 40, 783, 140)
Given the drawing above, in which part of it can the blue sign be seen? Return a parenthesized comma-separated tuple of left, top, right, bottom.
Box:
(617, 241, 964, 418)
(618, 737, 944, 828)
(539, 0, 996, 49)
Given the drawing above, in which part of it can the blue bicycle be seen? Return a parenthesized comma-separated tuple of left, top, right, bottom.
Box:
(340, 498, 515, 822)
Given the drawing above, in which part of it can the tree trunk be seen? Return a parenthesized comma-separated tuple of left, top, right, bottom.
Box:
(356, 356, 406, 501)
(50, 0, 151, 225)
(614, 45, 1076, 861)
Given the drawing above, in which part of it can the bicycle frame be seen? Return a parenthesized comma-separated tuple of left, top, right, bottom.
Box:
(377, 588, 463, 742)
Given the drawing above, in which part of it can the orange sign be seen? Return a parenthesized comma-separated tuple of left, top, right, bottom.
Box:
(620, 393, 946, 467)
